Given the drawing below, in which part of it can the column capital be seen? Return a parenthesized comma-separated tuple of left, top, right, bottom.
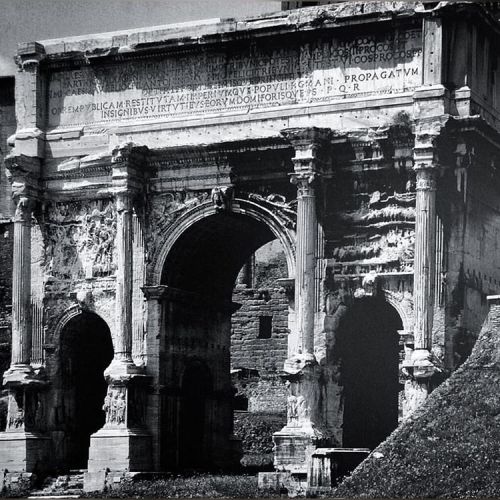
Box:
(414, 165, 438, 191)
(5, 154, 41, 201)
(13, 196, 35, 223)
(115, 191, 133, 212)
(289, 170, 317, 195)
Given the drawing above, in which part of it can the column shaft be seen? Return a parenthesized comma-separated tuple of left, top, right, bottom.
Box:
(114, 193, 133, 362)
(413, 167, 437, 351)
(295, 178, 317, 356)
(10, 198, 32, 368)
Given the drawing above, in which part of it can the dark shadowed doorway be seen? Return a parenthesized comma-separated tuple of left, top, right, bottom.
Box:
(60, 311, 114, 469)
(179, 360, 213, 469)
(338, 297, 402, 450)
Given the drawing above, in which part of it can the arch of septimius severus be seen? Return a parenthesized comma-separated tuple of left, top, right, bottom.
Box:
(1, 0, 500, 493)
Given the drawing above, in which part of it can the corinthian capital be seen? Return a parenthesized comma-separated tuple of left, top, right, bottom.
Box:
(5, 154, 41, 201)
(290, 170, 317, 195)
(14, 196, 34, 223)
(414, 166, 437, 191)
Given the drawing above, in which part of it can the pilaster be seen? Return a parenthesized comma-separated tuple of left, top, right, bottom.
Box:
(13, 42, 46, 157)
(142, 285, 168, 471)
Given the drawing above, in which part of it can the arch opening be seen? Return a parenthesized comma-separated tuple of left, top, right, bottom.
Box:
(60, 311, 113, 469)
(338, 297, 402, 450)
(162, 211, 278, 299)
(160, 210, 291, 470)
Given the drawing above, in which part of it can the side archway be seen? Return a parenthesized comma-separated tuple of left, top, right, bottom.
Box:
(337, 296, 403, 450)
(56, 309, 114, 469)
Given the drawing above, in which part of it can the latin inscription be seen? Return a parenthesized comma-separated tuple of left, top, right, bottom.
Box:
(48, 29, 422, 127)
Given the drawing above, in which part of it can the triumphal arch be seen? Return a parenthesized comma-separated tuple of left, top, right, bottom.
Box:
(2, 0, 500, 491)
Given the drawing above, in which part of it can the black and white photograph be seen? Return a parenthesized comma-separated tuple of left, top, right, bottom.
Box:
(0, 1, 499, 498)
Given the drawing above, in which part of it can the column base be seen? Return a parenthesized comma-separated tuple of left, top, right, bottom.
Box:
(412, 349, 438, 379)
(0, 431, 51, 473)
(104, 359, 143, 381)
(2, 365, 43, 386)
(87, 427, 152, 473)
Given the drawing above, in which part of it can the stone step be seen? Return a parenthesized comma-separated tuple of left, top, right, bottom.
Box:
(28, 474, 84, 498)
(28, 496, 81, 499)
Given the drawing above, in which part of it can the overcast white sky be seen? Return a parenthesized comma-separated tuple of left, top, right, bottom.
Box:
(0, 0, 281, 76)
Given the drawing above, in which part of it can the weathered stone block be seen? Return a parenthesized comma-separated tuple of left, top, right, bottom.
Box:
(87, 428, 152, 473)
(0, 432, 50, 473)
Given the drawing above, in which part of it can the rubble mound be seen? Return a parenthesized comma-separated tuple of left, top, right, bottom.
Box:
(334, 310, 500, 498)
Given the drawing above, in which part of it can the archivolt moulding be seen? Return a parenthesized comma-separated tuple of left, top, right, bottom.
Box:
(149, 198, 296, 286)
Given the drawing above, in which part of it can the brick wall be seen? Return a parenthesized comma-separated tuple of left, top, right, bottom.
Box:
(0, 77, 15, 220)
(0, 77, 15, 430)
(0, 224, 12, 429)
(231, 286, 289, 373)
(231, 240, 290, 416)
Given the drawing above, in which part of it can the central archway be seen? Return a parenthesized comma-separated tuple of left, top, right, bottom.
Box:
(156, 200, 295, 470)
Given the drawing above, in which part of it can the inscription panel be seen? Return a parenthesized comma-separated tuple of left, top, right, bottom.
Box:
(48, 29, 422, 127)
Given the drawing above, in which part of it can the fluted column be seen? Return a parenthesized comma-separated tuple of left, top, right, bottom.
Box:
(291, 172, 317, 358)
(411, 153, 439, 381)
(11, 197, 33, 368)
(283, 127, 332, 362)
(3, 195, 38, 388)
(413, 166, 437, 351)
(105, 143, 147, 379)
(104, 190, 139, 378)
(113, 192, 134, 364)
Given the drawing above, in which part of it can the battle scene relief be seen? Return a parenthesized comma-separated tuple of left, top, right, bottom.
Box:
(43, 200, 117, 281)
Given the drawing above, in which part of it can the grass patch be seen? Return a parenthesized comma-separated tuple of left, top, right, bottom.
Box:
(84, 473, 279, 498)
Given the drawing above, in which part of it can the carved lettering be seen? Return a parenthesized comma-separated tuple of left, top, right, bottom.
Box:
(48, 30, 422, 127)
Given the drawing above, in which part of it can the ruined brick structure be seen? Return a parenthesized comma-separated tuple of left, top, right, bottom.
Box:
(0, 77, 15, 431)
(1, 0, 500, 493)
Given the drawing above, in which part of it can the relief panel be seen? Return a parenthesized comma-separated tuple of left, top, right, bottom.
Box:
(44, 200, 117, 281)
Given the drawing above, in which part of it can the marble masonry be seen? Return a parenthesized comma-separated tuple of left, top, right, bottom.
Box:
(1, 0, 500, 493)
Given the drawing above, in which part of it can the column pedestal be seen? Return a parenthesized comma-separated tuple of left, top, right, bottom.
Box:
(0, 386, 50, 474)
(273, 356, 329, 474)
(85, 377, 152, 490)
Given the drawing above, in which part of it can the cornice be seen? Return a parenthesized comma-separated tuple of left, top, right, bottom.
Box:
(34, 2, 428, 67)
